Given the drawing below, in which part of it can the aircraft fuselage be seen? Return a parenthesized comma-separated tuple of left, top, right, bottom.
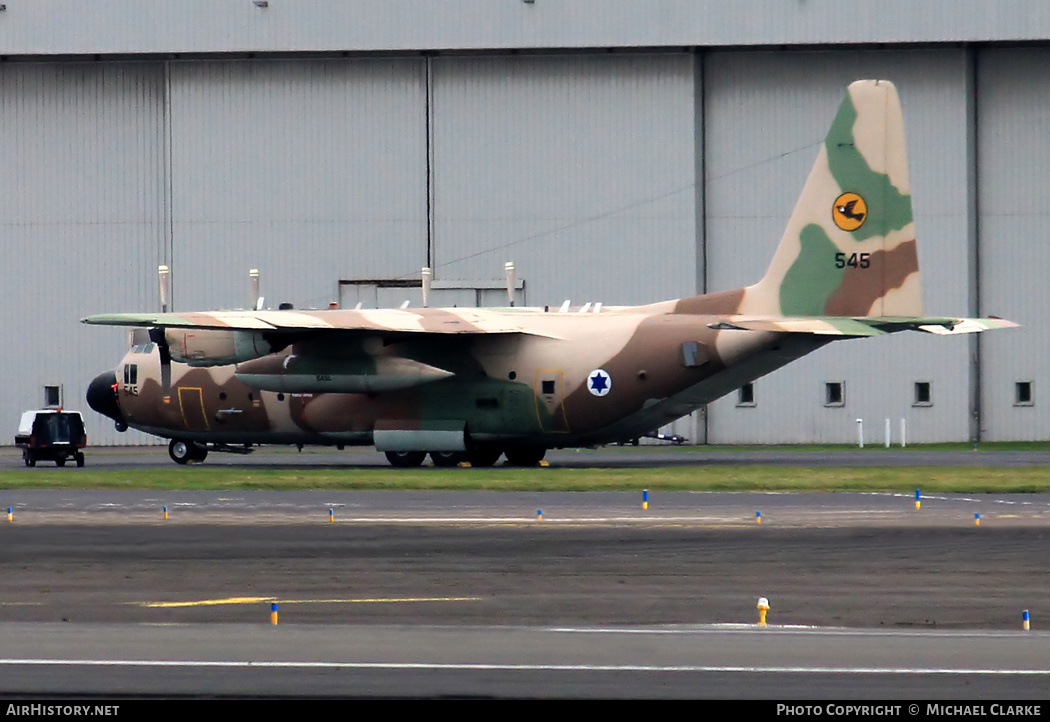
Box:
(90, 309, 801, 453)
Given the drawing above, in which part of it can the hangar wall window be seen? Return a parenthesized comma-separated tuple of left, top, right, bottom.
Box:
(913, 381, 932, 407)
(737, 383, 755, 407)
(1015, 381, 1034, 406)
(824, 381, 845, 407)
(43, 385, 62, 408)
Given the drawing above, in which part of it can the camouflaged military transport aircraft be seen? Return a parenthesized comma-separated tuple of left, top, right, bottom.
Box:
(84, 80, 1016, 467)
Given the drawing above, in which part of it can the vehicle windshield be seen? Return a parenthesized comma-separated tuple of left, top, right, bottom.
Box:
(32, 414, 83, 444)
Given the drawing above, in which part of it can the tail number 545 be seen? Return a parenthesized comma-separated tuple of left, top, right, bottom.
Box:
(835, 252, 871, 269)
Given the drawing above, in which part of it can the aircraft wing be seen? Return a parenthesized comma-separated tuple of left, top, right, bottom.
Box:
(82, 309, 553, 336)
(708, 316, 1019, 336)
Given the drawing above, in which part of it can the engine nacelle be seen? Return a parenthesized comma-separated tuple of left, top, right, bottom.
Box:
(165, 329, 274, 367)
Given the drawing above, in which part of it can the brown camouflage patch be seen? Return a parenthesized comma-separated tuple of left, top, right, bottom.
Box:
(825, 239, 919, 316)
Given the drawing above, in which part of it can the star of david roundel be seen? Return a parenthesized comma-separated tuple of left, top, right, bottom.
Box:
(588, 369, 612, 397)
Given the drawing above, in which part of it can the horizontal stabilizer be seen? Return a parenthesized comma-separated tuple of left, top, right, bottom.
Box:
(708, 317, 887, 336)
(709, 315, 1019, 337)
(915, 317, 1020, 335)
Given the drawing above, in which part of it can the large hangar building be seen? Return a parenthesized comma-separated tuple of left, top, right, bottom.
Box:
(2, 1, 1047, 446)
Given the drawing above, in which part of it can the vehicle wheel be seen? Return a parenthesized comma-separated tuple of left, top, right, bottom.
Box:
(430, 450, 467, 467)
(503, 445, 547, 467)
(385, 450, 426, 468)
(468, 446, 503, 467)
(23, 450, 34, 468)
(55, 456, 66, 467)
(75, 452, 85, 468)
(169, 440, 194, 465)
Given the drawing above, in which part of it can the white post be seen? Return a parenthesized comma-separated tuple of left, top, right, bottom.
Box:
(900, 417, 907, 448)
(505, 262, 516, 307)
(856, 418, 864, 448)
(421, 267, 432, 308)
(249, 268, 260, 310)
(885, 417, 891, 448)
(158, 265, 170, 313)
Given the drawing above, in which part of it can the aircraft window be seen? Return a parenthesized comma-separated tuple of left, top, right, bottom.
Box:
(541, 380, 556, 395)
(1015, 381, 1034, 406)
(681, 341, 707, 368)
(913, 382, 932, 407)
(736, 383, 756, 407)
(123, 364, 138, 385)
(476, 398, 499, 409)
(824, 382, 844, 407)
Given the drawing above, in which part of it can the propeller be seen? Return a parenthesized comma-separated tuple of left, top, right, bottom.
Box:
(156, 265, 172, 400)
(149, 327, 172, 400)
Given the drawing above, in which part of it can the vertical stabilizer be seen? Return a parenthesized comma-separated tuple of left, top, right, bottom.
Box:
(741, 79, 921, 318)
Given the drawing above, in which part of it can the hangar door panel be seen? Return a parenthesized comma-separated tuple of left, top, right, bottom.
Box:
(0, 62, 165, 447)
(702, 49, 972, 443)
(976, 49, 1050, 441)
(430, 54, 697, 308)
(168, 59, 428, 311)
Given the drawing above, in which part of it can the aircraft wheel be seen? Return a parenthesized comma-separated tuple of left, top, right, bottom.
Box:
(385, 450, 426, 468)
(55, 456, 66, 467)
(503, 446, 547, 467)
(190, 444, 208, 463)
(430, 450, 468, 467)
(468, 446, 503, 467)
(75, 452, 85, 468)
(169, 440, 194, 465)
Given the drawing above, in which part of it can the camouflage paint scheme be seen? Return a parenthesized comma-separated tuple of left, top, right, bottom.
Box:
(84, 80, 1016, 466)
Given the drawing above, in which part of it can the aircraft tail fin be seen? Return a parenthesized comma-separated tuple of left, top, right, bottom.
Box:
(742, 79, 921, 318)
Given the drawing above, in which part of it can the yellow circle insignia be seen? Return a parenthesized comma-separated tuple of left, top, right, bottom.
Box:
(832, 192, 868, 232)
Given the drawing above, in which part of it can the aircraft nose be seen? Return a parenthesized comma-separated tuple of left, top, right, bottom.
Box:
(86, 371, 124, 426)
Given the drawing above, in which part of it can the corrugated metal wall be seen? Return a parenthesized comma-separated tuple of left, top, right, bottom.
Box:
(0, 62, 165, 446)
(168, 59, 429, 311)
(702, 50, 977, 443)
(429, 54, 698, 305)
(2, 1, 1050, 56)
(1, 47, 1044, 446)
(977, 49, 1050, 441)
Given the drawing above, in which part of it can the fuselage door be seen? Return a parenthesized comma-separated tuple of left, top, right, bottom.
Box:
(534, 369, 569, 433)
(178, 387, 210, 431)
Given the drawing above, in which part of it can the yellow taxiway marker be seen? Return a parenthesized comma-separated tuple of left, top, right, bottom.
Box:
(137, 596, 481, 608)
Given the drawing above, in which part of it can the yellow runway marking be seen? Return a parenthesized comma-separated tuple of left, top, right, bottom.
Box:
(137, 596, 481, 608)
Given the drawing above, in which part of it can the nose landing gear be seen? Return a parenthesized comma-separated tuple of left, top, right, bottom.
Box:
(168, 439, 209, 464)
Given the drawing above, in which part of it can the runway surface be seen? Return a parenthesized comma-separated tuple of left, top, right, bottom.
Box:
(1, 447, 1049, 698)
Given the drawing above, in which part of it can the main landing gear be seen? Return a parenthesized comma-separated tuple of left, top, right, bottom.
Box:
(383, 445, 546, 468)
